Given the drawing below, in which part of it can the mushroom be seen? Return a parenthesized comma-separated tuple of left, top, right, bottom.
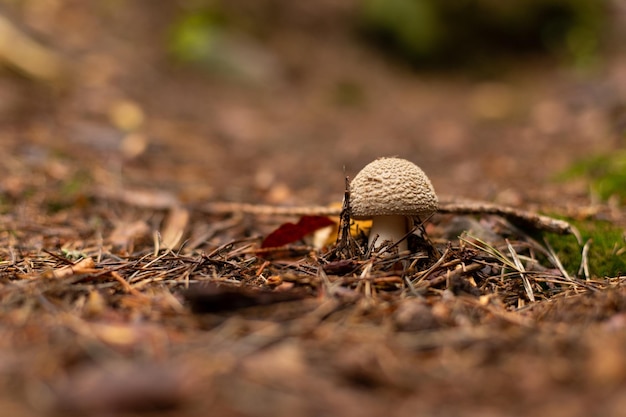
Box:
(350, 157, 438, 253)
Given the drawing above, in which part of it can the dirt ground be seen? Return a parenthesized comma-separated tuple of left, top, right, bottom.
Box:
(1, 1, 626, 416)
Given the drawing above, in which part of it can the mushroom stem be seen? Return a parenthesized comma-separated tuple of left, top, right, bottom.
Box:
(369, 215, 408, 253)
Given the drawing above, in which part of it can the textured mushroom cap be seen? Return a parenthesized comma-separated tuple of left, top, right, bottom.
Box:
(350, 157, 438, 219)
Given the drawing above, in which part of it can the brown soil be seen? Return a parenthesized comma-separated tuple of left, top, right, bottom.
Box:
(1, 1, 626, 416)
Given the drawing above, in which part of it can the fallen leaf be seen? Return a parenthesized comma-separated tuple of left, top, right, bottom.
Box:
(160, 206, 190, 250)
(183, 283, 311, 313)
(42, 257, 97, 279)
(108, 220, 150, 248)
(82, 290, 107, 317)
(261, 215, 335, 248)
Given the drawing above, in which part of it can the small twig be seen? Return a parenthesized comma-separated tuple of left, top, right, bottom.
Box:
(42, 249, 77, 266)
(334, 175, 358, 259)
(202, 202, 338, 217)
(317, 264, 334, 294)
(579, 239, 592, 280)
(110, 271, 145, 297)
(411, 247, 450, 285)
(403, 275, 419, 297)
(360, 260, 374, 279)
(414, 262, 483, 293)
(376, 224, 419, 257)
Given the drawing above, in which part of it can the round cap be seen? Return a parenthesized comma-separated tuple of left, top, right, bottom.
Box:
(350, 157, 438, 219)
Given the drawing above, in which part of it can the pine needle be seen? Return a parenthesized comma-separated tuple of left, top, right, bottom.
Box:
(461, 233, 536, 302)
(506, 239, 535, 302)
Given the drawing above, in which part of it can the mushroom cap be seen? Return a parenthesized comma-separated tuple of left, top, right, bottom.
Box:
(350, 157, 438, 219)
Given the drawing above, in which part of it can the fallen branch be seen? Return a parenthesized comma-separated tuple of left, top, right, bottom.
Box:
(436, 199, 576, 236)
(95, 187, 575, 235)
(201, 199, 575, 235)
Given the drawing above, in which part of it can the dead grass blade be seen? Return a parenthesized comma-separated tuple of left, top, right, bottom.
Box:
(542, 237, 574, 282)
(460, 234, 519, 271)
(506, 239, 535, 302)
(579, 239, 592, 281)
(461, 234, 537, 301)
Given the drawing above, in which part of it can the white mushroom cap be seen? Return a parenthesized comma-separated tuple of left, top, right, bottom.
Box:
(350, 157, 438, 220)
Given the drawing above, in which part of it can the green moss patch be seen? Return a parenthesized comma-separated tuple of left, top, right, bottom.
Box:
(558, 150, 626, 203)
(545, 218, 626, 278)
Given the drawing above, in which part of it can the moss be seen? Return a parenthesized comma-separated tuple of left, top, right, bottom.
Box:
(545, 219, 626, 278)
(558, 150, 626, 203)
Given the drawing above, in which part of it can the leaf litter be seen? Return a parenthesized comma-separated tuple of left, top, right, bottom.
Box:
(1, 185, 626, 416)
(0, 1, 625, 414)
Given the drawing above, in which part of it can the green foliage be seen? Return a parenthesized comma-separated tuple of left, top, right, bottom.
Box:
(167, 7, 279, 83)
(559, 149, 626, 203)
(545, 219, 626, 278)
(358, 0, 607, 67)
(168, 11, 223, 63)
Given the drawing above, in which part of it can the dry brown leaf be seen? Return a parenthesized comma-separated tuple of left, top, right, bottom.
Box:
(82, 291, 107, 317)
(160, 206, 190, 250)
(47, 257, 96, 279)
(108, 220, 150, 248)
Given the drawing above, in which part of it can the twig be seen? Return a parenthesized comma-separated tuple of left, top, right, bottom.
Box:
(436, 199, 576, 235)
(201, 199, 574, 234)
(414, 262, 483, 293)
(334, 176, 357, 259)
(579, 239, 592, 281)
(99, 186, 576, 234)
(411, 247, 450, 285)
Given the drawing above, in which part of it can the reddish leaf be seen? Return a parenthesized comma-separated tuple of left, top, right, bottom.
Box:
(261, 216, 335, 248)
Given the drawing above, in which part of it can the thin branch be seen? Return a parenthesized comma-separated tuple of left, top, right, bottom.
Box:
(99, 186, 576, 235)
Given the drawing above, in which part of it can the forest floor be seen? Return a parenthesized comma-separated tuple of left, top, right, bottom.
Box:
(1, 1, 626, 416)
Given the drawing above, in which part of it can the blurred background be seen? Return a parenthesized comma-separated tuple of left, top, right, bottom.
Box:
(0, 0, 625, 209)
